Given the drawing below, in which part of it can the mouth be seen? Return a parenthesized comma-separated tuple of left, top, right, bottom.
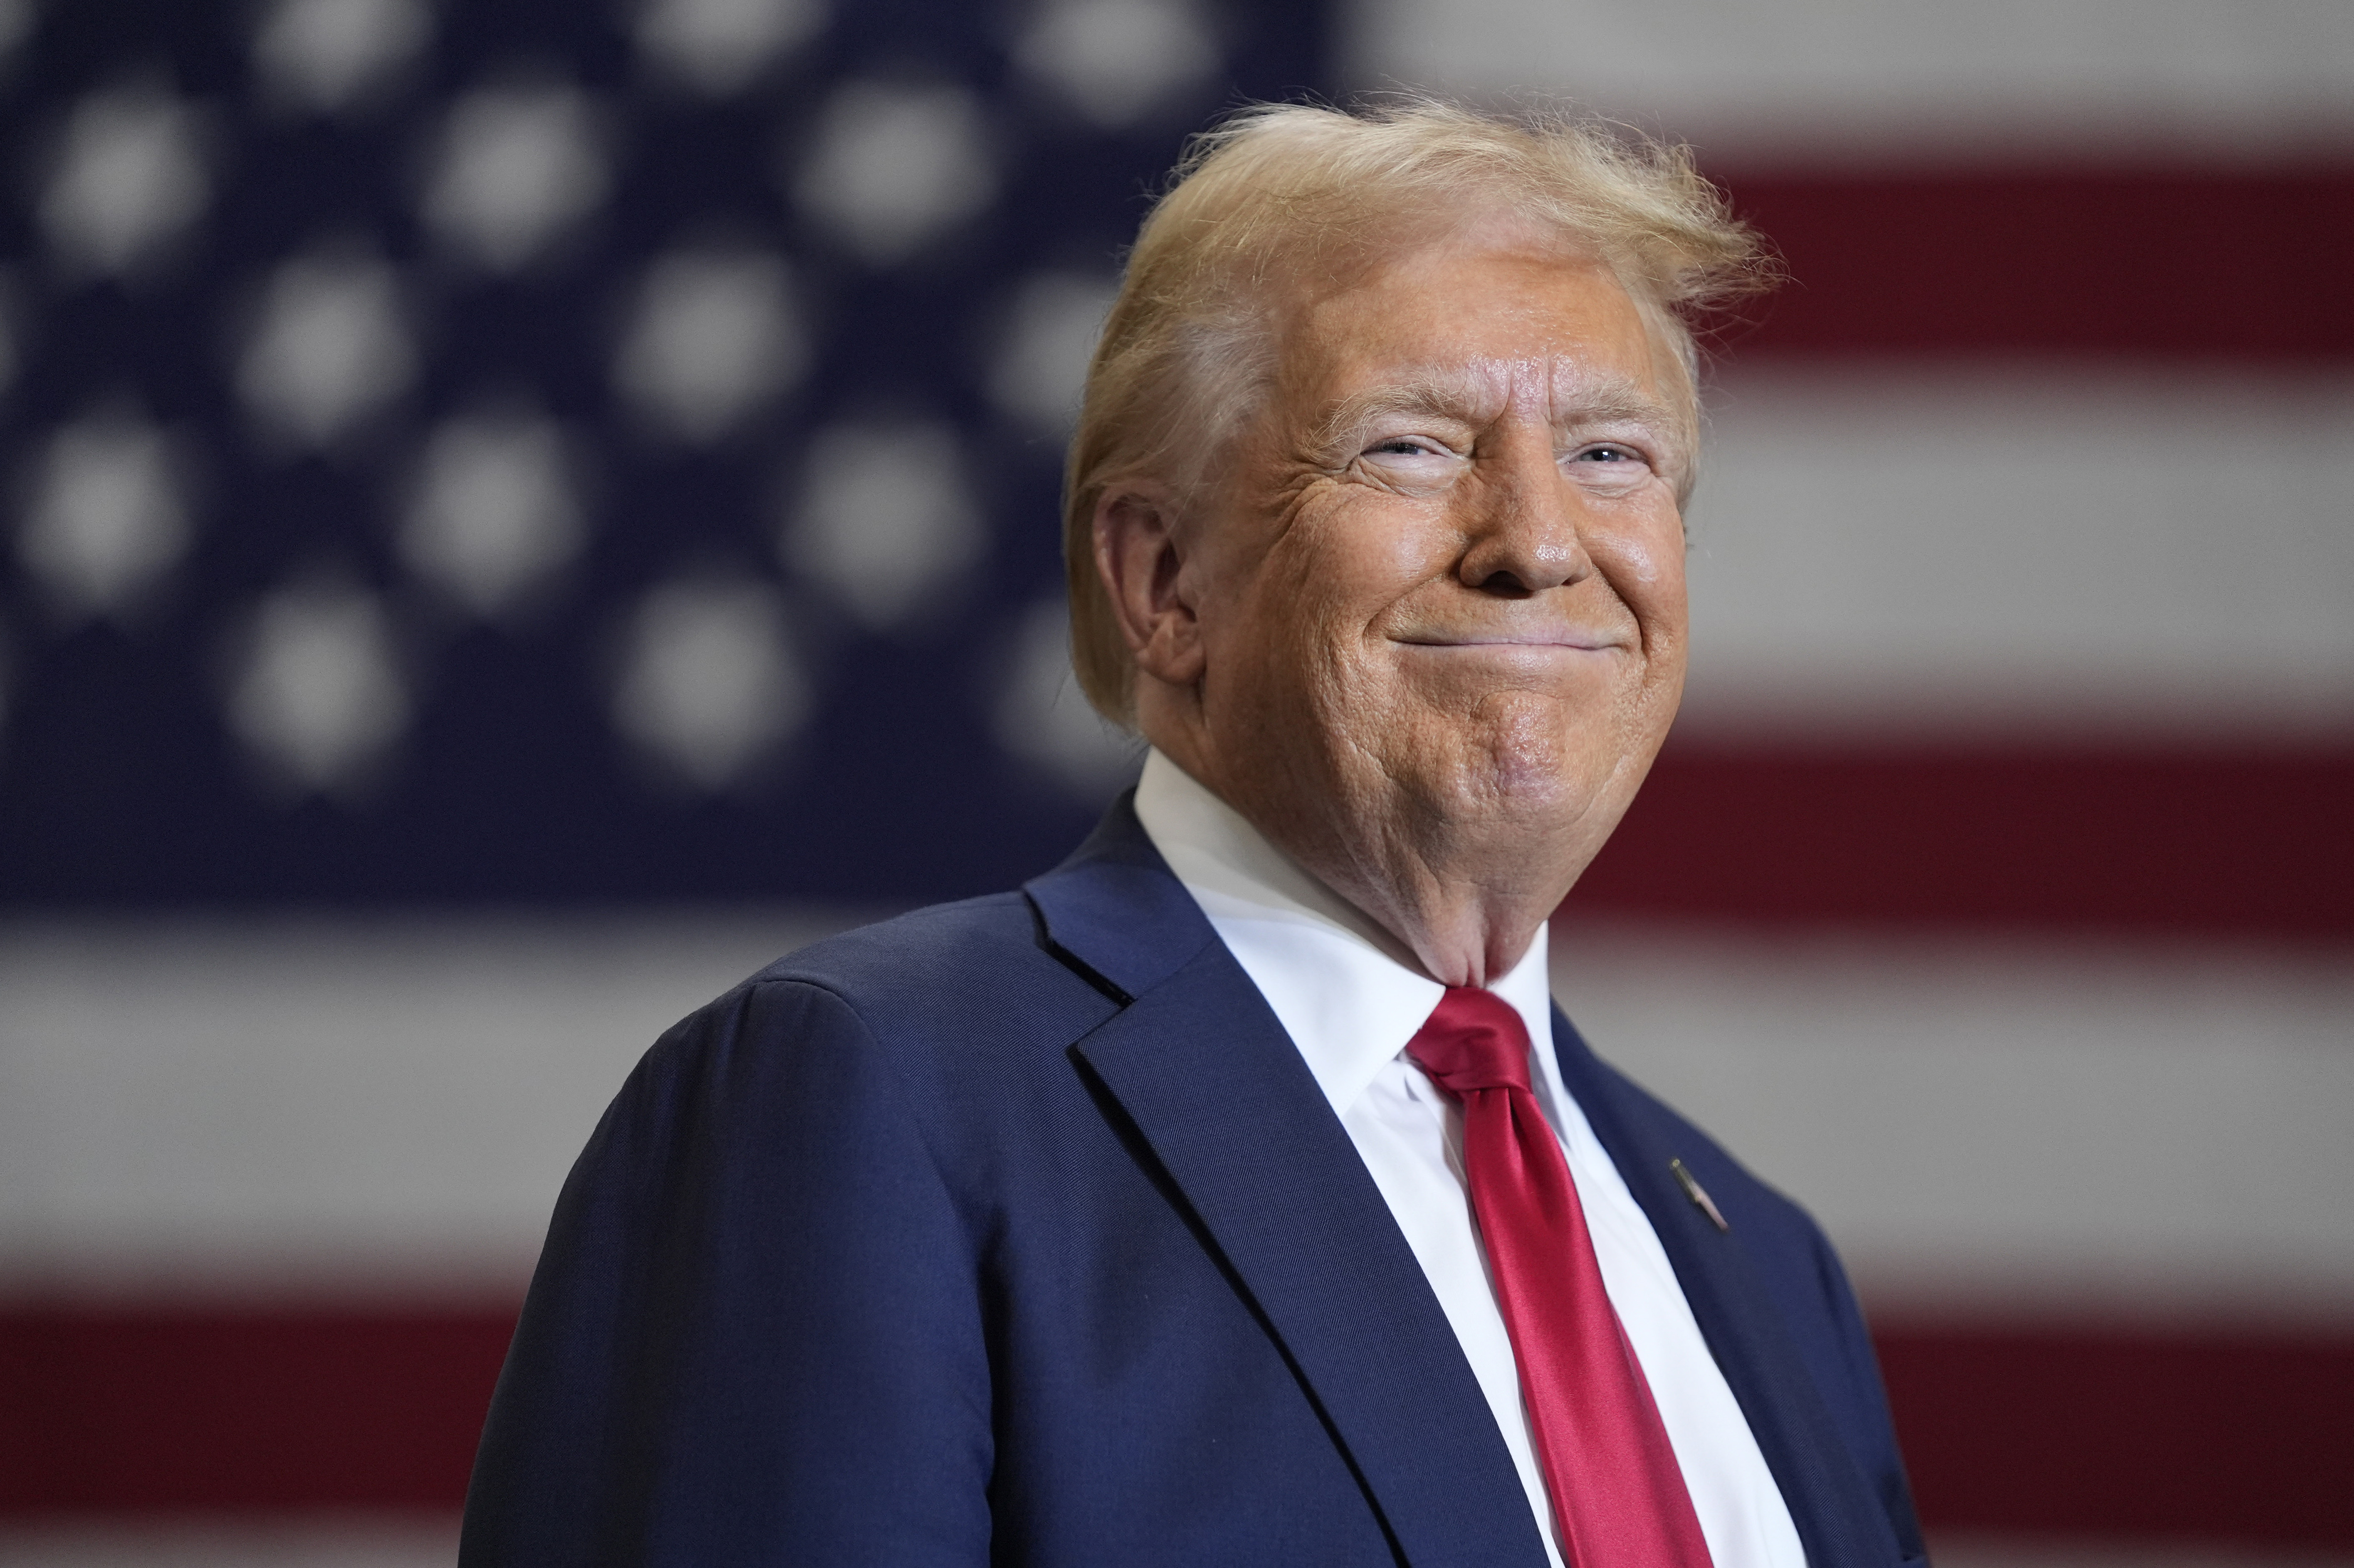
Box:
(1393, 632, 1623, 654)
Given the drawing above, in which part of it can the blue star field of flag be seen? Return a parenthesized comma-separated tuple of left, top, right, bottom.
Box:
(0, 0, 1330, 906)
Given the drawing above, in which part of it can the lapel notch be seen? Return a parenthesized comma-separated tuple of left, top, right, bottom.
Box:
(1024, 792, 1216, 1003)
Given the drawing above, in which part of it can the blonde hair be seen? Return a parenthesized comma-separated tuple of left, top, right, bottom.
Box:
(1061, 96, 1771, 724)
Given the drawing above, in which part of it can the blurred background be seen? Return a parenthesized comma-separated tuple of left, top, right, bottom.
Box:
(0, 0, 2348, 1563)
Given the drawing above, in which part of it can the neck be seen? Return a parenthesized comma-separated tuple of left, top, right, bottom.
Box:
(1275, 803, 1565, 989)
(1145, 730, 1577, 989)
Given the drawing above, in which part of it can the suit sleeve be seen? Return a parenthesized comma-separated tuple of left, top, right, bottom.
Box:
(459, 978, 994, 1568)
(1797, 1215, 1927, 1565)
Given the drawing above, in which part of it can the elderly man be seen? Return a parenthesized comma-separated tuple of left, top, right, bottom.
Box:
(463, 101, 1924, 1568)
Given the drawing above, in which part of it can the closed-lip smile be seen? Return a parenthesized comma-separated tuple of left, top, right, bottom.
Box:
(1394, 630, 1621, 652)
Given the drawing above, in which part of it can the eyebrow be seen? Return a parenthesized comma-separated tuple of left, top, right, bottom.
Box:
(1309, 369, 1681, 454)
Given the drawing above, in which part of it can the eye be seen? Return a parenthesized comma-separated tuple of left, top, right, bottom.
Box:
(1571, 443, 1639, 464)
(1349, 430, 1468, 484)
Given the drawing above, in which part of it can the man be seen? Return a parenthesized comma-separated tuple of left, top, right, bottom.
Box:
(463, 100, 1925, 1568)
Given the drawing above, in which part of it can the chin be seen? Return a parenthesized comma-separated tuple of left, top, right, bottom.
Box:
(1476, 689, 1617, 787)
(1398, 722, 1595, 843)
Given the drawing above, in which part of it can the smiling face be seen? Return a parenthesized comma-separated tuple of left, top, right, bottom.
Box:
(1117, 230, 1693, 978)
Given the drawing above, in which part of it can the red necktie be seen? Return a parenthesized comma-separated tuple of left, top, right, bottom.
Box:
(1407, 987, 1714, 1568)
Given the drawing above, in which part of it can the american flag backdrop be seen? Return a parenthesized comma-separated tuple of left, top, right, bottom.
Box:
(0, 0, 1306, 904)
(2, 1, 2350, 1565)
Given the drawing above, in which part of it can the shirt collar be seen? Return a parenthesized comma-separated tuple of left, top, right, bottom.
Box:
(1132, 748, 1556, 1118)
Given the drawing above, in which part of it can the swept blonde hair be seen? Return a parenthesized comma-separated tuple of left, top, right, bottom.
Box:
(1063, 96, 1770, 723)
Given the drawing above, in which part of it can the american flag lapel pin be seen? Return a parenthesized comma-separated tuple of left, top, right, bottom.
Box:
(1670, 1158, 1730, 1232)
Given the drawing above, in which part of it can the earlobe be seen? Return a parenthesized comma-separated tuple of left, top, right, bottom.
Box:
(1092, 481, 1205, 687)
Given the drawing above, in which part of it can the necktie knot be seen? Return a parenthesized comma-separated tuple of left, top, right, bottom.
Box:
(1405, 986, 1533, 1096)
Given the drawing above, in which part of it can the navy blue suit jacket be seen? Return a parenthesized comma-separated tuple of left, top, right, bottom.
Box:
(462, 798, 1926, 1566)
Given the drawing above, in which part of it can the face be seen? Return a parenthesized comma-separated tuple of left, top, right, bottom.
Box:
(1166, 235, 1692, 902)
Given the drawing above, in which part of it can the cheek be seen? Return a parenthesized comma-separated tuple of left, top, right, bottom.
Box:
(1257, 496, 1427, 649)
(1598, 496, 1689, 635)
(1300, 491, 1454, 622)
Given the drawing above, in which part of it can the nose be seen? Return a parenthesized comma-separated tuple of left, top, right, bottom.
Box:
(1454, 425, 1592, 597)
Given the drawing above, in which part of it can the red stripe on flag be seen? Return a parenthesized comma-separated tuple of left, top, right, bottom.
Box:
(1879, 1320, 2354, 1550)
(1569, 744, 2354, 936)
(5, 1309, 2352, 1545)
(1710, 169, 2354, 360)
(0, 1303, 515, 1513)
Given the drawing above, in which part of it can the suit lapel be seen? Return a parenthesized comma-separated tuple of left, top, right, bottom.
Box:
(1029, 801, 1549, 1568)
(1547, 1010, 1904, 1568)
(1029, 800, 1901, 1565)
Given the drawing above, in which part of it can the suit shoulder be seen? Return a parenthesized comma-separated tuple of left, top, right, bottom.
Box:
(656, 891, 1118, 1088)
(764, 891, 1100, 1010)
(753, 891, 1037, 984)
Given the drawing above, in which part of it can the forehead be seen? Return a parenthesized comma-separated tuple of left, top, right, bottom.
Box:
(1276, 239, 1669, 417)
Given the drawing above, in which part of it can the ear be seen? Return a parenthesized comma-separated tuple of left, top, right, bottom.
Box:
(1092, 478, 1207, 689)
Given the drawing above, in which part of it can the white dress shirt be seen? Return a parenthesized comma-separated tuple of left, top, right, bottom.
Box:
(1132, 750, 1806, 1568)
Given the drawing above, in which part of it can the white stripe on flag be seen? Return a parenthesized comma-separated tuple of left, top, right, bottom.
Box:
(1343, 0, 2354, 162)
(4, 915, 2349, 1321)
(1679, 367, 2354, 741)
